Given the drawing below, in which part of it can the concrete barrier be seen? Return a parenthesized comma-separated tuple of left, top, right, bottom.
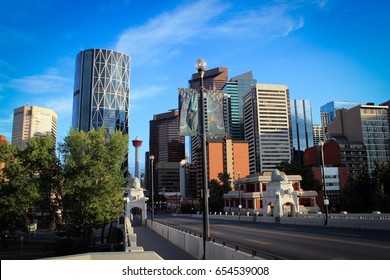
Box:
(178, 212, 390, 231)
(147, 220, 262, 260)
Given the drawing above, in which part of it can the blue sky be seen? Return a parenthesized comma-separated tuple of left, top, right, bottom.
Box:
(0, 0, 389, 173)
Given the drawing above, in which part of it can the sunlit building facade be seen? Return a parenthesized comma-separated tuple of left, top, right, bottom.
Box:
(327, 104, 390, 172)
(320, 101, 362, 129)
(312, 124, 325, 146)
(244, 84, 292, 174)
(12, 105, 57, 149)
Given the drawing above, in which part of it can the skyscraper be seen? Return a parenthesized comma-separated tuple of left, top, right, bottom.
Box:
(327, 104, 390, 172)
(290, 99, 314, 162)
(12, 105, 57, 149)
(149, 110, 185, 164)
(188, 67, 228, 91)
(72, 49, 130, 135)
(379, 99, 390, 131)
(244, 84, 292, 174)
(223, 72, 257, 140)
(312, 124, 325, 146)
(148, 110, 185, 195)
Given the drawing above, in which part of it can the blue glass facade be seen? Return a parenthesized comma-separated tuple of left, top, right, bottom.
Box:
(291, 99, 314, 160)
(320, 101, 362, 127)
(223, 72, 256, 140)
(72, 49, 130, 135)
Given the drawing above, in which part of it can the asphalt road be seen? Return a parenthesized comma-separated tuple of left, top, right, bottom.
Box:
(154, 214, 390, 260)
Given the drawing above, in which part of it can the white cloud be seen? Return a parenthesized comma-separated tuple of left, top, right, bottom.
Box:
(0, 24, 34, 46)
(41, 97, 73, 118)
(7, 71, 73, 94)
(115, 0, 309, 67)
(131, 85, 167, 101)
(115, 0, 228, 66)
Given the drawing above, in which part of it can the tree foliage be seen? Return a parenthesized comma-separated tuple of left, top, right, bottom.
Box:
(0, 142, 39, 233)
(58, 128, 128, 241)
(340, 161, 390, 213)
(276, 159, 322, 191)
(1, 129, 129, 242)
(23, 135, 61, 225)
(209, 172, 232, 212)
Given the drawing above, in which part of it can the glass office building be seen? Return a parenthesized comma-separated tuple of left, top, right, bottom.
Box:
(223, 72, 257, 140)
(72, 49, 130, 134)
(291, 99, 314, 161)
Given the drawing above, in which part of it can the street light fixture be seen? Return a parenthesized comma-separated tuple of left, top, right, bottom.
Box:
(149, 155, 155, 222)
(319, 141, 329, 226)
(195, 58, 210, 260)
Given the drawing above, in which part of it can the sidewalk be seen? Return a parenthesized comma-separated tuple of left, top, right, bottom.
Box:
(133, 225, 196, 260)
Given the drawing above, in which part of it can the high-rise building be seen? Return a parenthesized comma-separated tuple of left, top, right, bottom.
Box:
(72, 48, 130, 135)
(244, 84, 292, 174)
(189, 67, 228, 91)
(290, 99, 314, 162)
(12, 105, 57, 149)
(148, 109, 185, 195)
(222, 72, 257, 140)
(327, 104, 390, 172)
(380, 99, 390, 132)
(312, 124, 325, 147)
(149, 109, 185, 164)
(320, 101, 363, 129)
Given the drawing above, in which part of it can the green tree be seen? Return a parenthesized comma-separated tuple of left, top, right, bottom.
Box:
(340, 167, 373, 212)
(276, 160, 321, 191)
(0, 143, 39, 234)
(23, 135, 61, 226)
(371, 161, 390, 212)
(208, 172, 232, 213)
(59, 128, 128, 242)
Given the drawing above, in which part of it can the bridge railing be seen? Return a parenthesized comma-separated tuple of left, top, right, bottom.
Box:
(174, 211, 390, 230)
(147, 219, 284, 260)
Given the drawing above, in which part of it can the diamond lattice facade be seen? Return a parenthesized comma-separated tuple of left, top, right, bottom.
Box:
(72, 49, 130, 134)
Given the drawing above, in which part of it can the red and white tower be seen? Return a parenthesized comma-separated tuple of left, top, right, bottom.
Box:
(132, 137, 143, 179)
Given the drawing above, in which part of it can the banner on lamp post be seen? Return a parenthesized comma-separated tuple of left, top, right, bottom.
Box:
(205, 89, 226, 137)
(178, 88, 199, 136)
(178, 88, 226, 137)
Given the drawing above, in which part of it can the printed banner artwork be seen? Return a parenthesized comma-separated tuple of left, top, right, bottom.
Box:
(178, 88, 226, 137)
(178, 88, 199, 136)
(205, 89, 226, 137)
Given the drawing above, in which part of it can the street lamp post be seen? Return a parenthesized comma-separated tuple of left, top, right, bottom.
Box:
(149, 155, 155, 222)
(195, 58, 210, 260)
(319, 141, 329, 226)
(238, 171, 241, 220)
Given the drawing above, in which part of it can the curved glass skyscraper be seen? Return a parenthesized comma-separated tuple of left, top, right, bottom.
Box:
(72, 48, 130, 134)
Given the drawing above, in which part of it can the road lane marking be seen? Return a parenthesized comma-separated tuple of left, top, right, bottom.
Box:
(245, 239, 271, 245)
(219, 224, 390, 250)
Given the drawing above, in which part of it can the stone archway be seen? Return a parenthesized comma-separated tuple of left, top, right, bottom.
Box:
(125, 177, 148, 226)
(130, 207, 143, 226)
(282, 202, 295, 217)
(266, 202, 275, 216)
